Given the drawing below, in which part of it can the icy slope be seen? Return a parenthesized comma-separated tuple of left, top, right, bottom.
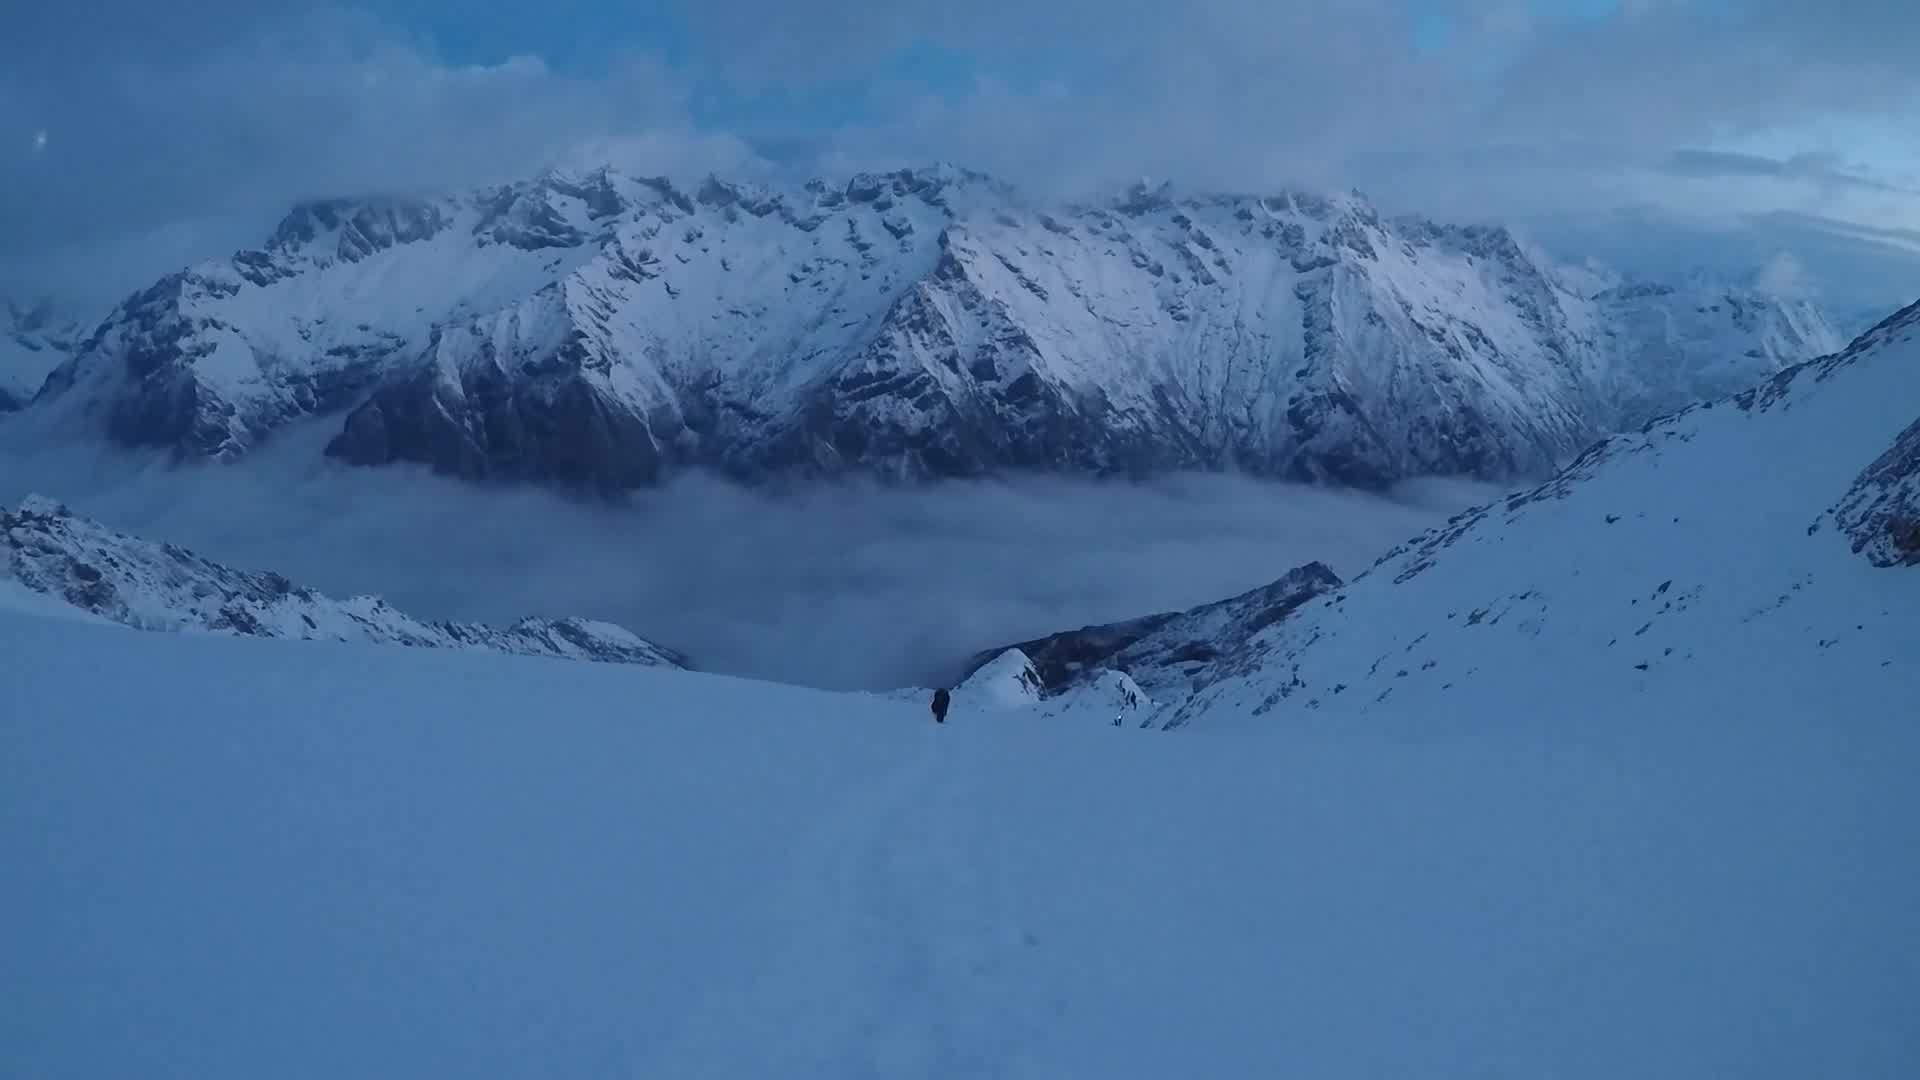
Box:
(1015, 302, 1920, 727)
(1, 495, 682, 666)
(5, 597, 1916, 1078)
(26, 167, 1841, 491)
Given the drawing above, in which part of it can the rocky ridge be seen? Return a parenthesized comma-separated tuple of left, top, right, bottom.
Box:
(2, 495, 684, 666)
(23, 165, 1842, 493)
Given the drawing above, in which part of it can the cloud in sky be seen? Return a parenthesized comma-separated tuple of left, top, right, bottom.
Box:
(0, 9, 756, 303)
(1661, 149, 1907, 194)
(5, 0, 1920, 311)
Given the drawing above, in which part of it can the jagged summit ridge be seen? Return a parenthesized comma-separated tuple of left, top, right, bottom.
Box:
(2, 495, 684, 666)
(24, 165, 1844, 492)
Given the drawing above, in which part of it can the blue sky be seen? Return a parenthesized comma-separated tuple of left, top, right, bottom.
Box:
(4, 0, 1920, 312)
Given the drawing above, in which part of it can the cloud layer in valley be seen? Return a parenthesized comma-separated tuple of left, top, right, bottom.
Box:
(6, 2, 1916, 690)
(0, 431, 1495, 691)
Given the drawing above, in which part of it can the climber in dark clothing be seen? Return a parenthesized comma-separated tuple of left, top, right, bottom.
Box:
(930, 687, 950, 724)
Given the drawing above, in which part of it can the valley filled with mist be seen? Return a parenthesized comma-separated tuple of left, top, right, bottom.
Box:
(0, 421, 1493, 689)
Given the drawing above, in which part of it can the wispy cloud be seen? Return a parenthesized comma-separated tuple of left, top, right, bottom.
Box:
(0, 7, 751, 309)
(1659, 149, 1914, 195)
(5, 0, 1920, 309)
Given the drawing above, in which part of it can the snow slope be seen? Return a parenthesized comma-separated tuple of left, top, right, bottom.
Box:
(1, 494, 682, 666)
(4, 595, 1916, 1078)
(21, 166, 1841, 491)
(999, 301, 1920, 728)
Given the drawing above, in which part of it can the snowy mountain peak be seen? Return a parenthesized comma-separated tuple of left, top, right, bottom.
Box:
(955, 648, 1046, 709)
(948, 645, 1157, 725)
(1111, 177, 1178, 216)
(18, 163, 1848, 493)
(843, 163, 1007, 207)
(2, 496, 684, 665)
(265, 195, 453, 264)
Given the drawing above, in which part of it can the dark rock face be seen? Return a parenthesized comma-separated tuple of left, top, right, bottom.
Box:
(962, 561, 1343, 701)
(2, 496, 685, 666)
(755, 263, 1173, 484)
(100, 328, 393, 462)
(476, 186, 592, 251)
(1830, 415, 1920, 567)
(91, 272, 247, 457)
(107, 359, 239, 457)
(268, 197, 449, 261)
(327, 363, 669, 493)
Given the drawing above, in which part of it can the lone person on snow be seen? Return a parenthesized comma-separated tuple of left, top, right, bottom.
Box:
(930, 687, 950, 724)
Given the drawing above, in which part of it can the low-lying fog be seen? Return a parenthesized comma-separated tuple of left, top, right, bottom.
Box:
(1, 426, 1503, 690)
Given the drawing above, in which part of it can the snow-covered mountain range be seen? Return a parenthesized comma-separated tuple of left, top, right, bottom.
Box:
(2, 495, 683, 666)
(968, 300, 1920, 728)
(19, 165, 1840, 492)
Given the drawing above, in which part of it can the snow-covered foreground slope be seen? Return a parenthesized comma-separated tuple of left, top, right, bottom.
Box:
(1, 495, 682, 666)
(997, 301, 1920, 728)
(4, 607, 1915, 1078)
(19, 166, 1840, 492)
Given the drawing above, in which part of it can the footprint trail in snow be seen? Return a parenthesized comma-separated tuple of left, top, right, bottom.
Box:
(641, 725, 1051, 1078)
